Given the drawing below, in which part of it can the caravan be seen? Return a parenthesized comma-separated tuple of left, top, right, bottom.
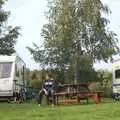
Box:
(0, 55, 26, 101)
(112, 59, 120, 99)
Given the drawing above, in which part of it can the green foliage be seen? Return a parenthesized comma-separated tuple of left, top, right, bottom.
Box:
(31, 71, 37, 80)
(0, 0, 20, 55)
(97, 70, 112, 88)
(89, 82, 102, 92)
(89, 70, 113, 97)
(27, 69, 55, 88)
(28, 70, 41, 88)
(28, 0, 119, 83)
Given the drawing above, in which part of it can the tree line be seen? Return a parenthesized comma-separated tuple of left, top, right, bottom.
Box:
(26, 69, 112, 97)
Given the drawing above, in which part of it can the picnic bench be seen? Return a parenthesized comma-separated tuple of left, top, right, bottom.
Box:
(55, 84, 103, 105)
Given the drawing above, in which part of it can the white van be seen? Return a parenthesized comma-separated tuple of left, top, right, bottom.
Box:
(0, 55, 26, 101)
(112, 59, 120, 99)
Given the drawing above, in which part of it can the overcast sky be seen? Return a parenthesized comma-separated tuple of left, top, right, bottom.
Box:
(4, 0, 120, 71)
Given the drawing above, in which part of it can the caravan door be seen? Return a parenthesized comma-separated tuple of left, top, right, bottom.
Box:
(0, 62, 14, 96)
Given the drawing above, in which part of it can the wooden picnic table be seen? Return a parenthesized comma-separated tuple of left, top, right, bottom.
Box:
(55, 91, 103, 105)
(55, 92, 78, 104)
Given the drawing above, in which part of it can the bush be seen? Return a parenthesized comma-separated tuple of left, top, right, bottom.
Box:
(88, 82, 102, 92)
(103, 87, 112, 98)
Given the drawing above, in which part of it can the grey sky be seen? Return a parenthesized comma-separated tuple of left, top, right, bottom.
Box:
(4, 0, 120, 70)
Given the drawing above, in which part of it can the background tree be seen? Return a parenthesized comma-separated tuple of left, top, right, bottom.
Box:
(0, 0, 20, 55)
(27, 69, 56, 87)
(89, 70, 113, 97)
(97, 70, 112, 88)
(28, 0, 119, 84)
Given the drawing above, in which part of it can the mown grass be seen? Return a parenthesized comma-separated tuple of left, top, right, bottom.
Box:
(0, 98, 119, 120)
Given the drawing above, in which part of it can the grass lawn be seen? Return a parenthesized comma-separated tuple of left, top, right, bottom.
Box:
(0, 99, 120, 120)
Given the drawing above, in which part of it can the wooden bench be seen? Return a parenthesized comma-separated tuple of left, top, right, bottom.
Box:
(77, 95, 89, 104)
(55, 92, 89, 105)
(55, 91, 103, 105)
(55, 92, 77, 105)
(55, 84, 103, 105)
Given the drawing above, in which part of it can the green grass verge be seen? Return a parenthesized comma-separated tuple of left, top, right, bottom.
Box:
(0, 98, 119, 120)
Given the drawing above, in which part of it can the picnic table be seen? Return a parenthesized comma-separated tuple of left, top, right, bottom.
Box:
(55, 84, 103, 105)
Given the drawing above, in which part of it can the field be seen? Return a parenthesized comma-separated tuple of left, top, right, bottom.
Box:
(0, 99, 120, 120)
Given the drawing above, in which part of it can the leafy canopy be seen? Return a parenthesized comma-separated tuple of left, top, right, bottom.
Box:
(0, 0, 20, 55)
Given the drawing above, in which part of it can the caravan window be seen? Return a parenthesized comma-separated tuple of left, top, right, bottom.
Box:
(115, 69, 120, 79)
(0, 62, 12, 79)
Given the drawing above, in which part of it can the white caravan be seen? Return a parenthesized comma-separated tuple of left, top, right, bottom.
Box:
(112, 59, 120, 99)
(0, 55, 26, 101)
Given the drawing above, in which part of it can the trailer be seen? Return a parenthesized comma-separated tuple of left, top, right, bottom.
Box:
(112, 59, 120, 99)
(0, 55, 26, 101)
